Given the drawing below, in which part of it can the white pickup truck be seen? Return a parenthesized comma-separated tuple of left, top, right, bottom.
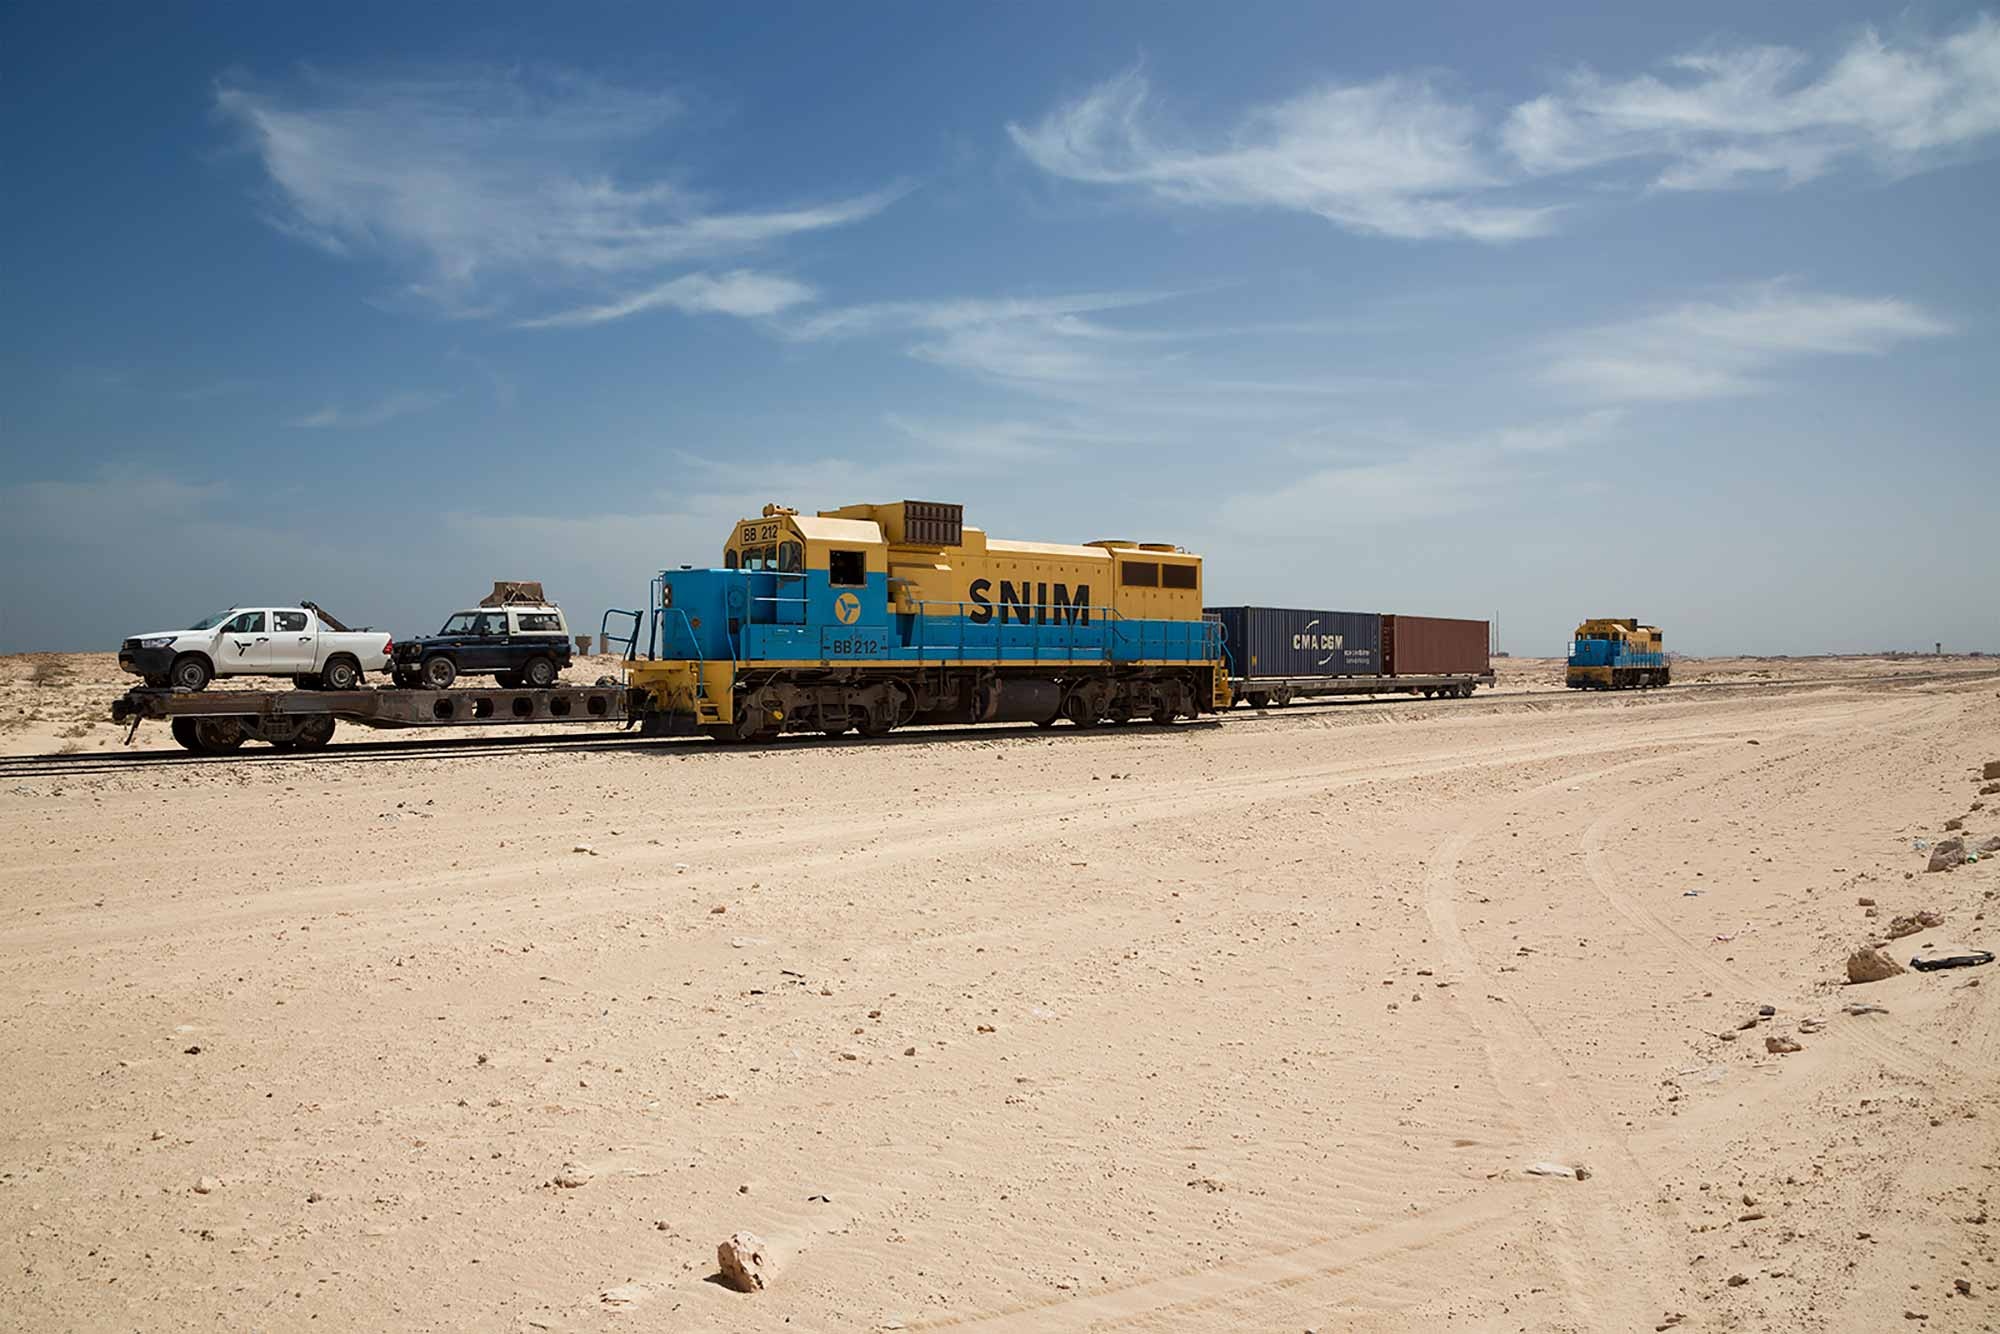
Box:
(119, 604, 392, 691)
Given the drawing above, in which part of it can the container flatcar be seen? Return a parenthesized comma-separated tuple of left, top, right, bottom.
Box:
(1206, 606, 1493, 706)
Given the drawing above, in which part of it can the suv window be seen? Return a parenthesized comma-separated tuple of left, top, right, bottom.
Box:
(476, 613, 506, 636)
(829, 550, 866, 586)
(223, 611, 266, 633)
(273, 610, 308, 632)
(516, 612, 562, 633)
(441, 612, 479, 634)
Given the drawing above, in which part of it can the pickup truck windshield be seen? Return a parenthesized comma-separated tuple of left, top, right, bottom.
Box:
(439, 613, 480, 634)
(187, 611, 232, 631)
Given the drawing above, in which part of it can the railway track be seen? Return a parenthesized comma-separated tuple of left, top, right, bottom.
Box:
(3, 665, 1994, 779)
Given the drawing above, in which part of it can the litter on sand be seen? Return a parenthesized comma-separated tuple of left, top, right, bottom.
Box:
(1909, 949, 1995, 972)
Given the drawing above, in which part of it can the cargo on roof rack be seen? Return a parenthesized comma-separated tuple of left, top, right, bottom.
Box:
(479, 581, 549, 607)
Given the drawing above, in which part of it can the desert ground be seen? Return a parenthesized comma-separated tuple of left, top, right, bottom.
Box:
(2, 654, 1997, 1332)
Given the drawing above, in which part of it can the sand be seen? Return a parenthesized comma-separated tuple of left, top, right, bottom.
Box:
(1, 655, 1996, 1331)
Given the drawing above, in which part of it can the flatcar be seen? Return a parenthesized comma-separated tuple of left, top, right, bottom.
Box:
(624, 501, 1229, 739)
(1566, 618, 1669, 689)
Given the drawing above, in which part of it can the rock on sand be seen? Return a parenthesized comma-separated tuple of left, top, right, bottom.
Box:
(1926, 838, 1965, 872)
(1847, 946, 1905, 984)
(717, 1231, 770, 1292)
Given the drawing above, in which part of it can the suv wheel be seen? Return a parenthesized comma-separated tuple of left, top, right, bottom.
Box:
(522, 656, 557, 688)
(421, 656, 457, 690)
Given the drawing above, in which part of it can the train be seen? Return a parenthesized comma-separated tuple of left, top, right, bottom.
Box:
(1566, 618, 1669, 689)
(111, 499, 1520, 751)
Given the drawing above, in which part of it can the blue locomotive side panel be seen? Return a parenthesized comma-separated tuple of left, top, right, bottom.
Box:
(659, 567, 1215, 666)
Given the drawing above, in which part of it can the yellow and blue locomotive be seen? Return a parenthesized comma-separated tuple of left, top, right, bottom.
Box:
(1566, 618, 1669, 689)
(625, 501, 1229, 739)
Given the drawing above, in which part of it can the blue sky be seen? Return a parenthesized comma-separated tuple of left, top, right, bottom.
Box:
(3, 2, 1996, 655)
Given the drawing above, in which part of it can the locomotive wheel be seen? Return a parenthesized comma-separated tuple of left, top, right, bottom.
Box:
(1149, 705, 1177, 725)
(1064, 697, 1101, 728)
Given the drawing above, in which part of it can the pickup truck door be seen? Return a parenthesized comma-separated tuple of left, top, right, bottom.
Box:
(267, 609, 317, 671)
(216, 610, 273, 670)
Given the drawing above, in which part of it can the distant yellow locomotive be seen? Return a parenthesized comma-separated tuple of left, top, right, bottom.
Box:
(625, 501, 1229, 739)
(1566, 618, 1669, 689)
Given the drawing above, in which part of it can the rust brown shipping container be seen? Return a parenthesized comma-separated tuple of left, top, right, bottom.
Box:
(1381, 614, 1490, 677)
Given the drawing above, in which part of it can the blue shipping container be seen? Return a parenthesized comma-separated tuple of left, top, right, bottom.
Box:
(1205, 606, 1382, 678)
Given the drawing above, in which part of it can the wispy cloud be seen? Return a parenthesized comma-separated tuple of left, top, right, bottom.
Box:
(1009, 68, 1554, 242)
(1544, 282, 1953, 401)
(215, 66, 898, 323)
(1504, 16, 2000, 189)
(286, 390, 451, 429)
(514, 269, 817, 329)
(1015, 21, 2000, 240)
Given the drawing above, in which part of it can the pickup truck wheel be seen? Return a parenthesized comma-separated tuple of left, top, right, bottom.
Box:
(392, 668, 421, 689)
(522, 656, 558, 688)
(144, 674, 171, 689)
(169, 655, 212, 691)
(494, 672, 522, 690)
(420, 656, 457, 690)
(293, 674, 323, 690)
(320, 656, 361, 691)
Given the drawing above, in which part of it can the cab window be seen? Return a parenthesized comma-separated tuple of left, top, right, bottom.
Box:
(779, 541, 804, 573)
(1121, 561, 1159, 588)
(223, 611, 266, 634)
(725, 549, 740, 570)
(829, 550, 866, 586)
(273, 610, 308, 632)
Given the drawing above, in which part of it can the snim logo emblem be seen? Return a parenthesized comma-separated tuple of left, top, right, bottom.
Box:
(834, 592, 862, 625)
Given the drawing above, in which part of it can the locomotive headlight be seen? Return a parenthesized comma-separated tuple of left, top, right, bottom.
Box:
(661, 587, 672, 607)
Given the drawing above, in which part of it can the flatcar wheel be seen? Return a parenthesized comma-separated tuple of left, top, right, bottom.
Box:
(820, 724, 850, 738)
(1148, 706, 1177, 725)
(192, 718, 246, 753)
(170, 717, 202, 752)
(1032, 716, 1057, 729)
(1245, 692, 1270, 710)
(291, 715, 336, 750)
